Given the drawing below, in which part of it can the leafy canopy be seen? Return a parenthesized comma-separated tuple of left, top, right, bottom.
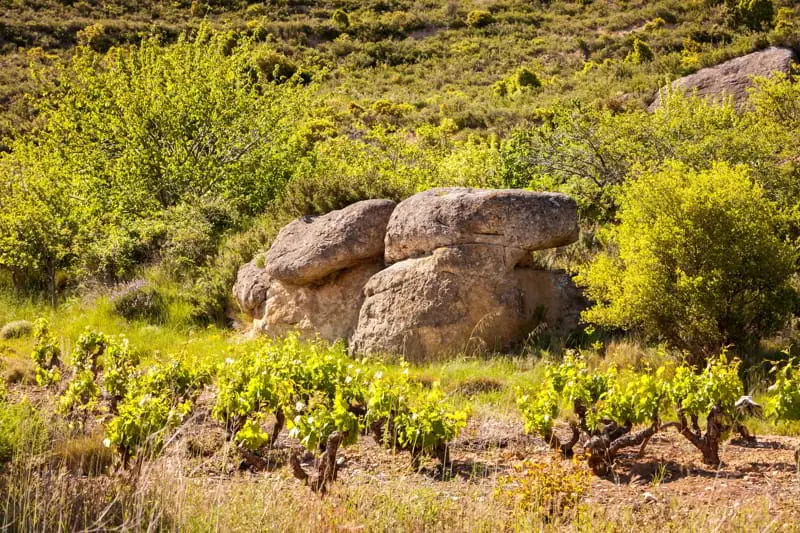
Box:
(0, 24, 312, 292)
(576, 161, 797, 360)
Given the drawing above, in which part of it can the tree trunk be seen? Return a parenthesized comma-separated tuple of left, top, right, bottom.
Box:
(313, 431, 343, 494)
(434, 441, 450, 466)
(675, 405, 723, 467)
(735, 423, 756, 443)
(585, 423, 658, 475)
(270, 409, 285, 446)
(290, 431, 344, 495)
(543, 422, 580, 458)
(691, 414, 702, 439)
(701, 406, 723, 466)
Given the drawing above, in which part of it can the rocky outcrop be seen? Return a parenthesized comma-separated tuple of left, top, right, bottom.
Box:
(350, 245, 582, 360)
(234, 189, 584, 359)
(648, 47, 796, 111)
(255, 262, 383, 342)
(266, 199, 396, 285)
(232, 259, 270, 319)
(234, 199, 396, 342)
(350, 189, 581, 359)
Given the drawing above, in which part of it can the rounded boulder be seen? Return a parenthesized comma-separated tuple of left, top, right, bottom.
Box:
(266, 199, 396, 285)
(384, 188, 578, 263)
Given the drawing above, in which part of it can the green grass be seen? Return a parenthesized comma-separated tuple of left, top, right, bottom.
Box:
(0, 294, 247, 368)
(2, 296, 799, 531)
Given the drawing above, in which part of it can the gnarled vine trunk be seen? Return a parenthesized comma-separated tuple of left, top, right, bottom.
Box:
(271, 409, 285, 446)
(584, 423, 658, 475)
(795, 446, 799, 478)
(675, 405, 724, 466)
(543, 423, 580, 458)
(290, 431, 344, 495)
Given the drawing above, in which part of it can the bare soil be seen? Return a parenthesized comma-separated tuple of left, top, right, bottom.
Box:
(163, 403, 800, 524)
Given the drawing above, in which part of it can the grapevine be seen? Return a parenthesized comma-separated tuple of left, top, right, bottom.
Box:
(104, 359, 210, 464)
(517, 351, 747, 474)
(767, 358, 800, 477)
(30, 318, 62, 386)
(213, 338, 469, 492)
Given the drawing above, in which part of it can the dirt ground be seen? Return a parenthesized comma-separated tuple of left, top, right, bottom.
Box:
(8, 383, 800, 530)
(168, 398, 800, 525)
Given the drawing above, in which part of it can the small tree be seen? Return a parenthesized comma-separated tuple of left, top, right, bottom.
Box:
(626, 38, 654, 64)
(1, 24, 312, 292)
(0, 149, 76, 302)
(576, 161, 797, 363)
(514, 67, 541, 89)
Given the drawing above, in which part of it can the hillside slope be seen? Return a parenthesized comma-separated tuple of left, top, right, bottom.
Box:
(2, 0, 799, 141)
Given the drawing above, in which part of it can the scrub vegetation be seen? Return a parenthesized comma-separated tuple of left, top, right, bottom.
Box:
(2, 0, 800, 531)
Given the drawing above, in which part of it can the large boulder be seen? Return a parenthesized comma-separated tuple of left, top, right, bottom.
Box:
(237, 189, 584, 356)
(350, 245, 582, 360)
(232, 258, 271, 319)
(648, 47, 796, 111)
(384, 188, 579, 264)
(255, 262, 383, 342)
(266, 199, 397, 285)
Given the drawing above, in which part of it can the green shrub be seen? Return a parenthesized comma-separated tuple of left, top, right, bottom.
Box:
(0, 320, 32, 339)
(735, 0, 774, 30)
(277, 129, 421, 217)
(159, 200, 240, 279)
(252, 48, 298, 82)
(576, 161, 797, 362)
(769, 9, 797, 46)
(0, 23, 311, 293)
(76, 23, 109, 51)
(493, 68, 541, 98)
(514, 67, 541, 89)
(492, 79, 510, 97)
(186, 214, 283, 325)
(190, 0, 208, 17)
(466, 10, 493, 28)
(644, 17, 666, 31)
(332, 9, 350, 29)
(500, 90, 791, 224)
(626, 38, 654, 63)
(111, 282, 168, 324)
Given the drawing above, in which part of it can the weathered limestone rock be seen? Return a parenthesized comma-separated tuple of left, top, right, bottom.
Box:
(266, 199, 396, 285)
(255, 262, 383, 342)
(237, 188, 583, 356)
(513, 268, 584, 337)
(232, 258, 270, 319)
(384, 188, 578, 264)
(350, 245, 582, 360)
(648, 47, 796, 111)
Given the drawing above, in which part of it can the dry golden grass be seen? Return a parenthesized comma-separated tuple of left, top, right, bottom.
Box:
(53, 431, 115, 476)
(1, 356, 35, 385)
